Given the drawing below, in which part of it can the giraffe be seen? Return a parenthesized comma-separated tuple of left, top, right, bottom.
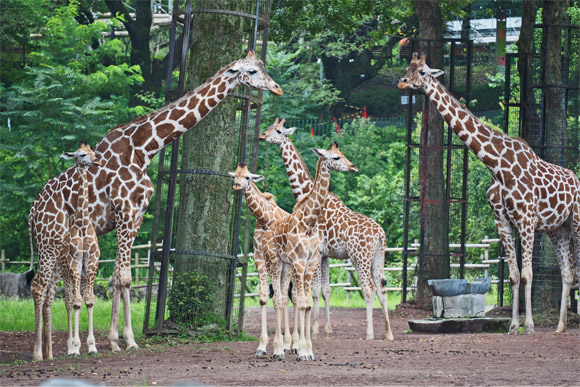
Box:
(259, 118, 394, 341)
(228, 162, 297, 356)
(398, 52, 580, 333)
(28, 50, 282, 361)
(263, 142, 358, 360)
(58, 143, 102, 356)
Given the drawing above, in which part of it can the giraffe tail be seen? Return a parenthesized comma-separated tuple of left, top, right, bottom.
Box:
(28, 209, 35, 272)
(371, 232, 387, 294)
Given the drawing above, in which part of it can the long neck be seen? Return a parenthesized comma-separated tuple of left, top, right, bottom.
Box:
(97, 61, 240, 170)
(243, 181, 280, 226)
(279, 138, 314, 202)
(423, 77, 506, 173)
(75, 167, 90, 229)
(297, 158, 330, 228)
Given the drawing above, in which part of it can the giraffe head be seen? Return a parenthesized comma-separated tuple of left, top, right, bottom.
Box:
(61, 142, 102, 169)
(398, 52, 444, 90)
(312, 142, 358, 173)
(228, 162, 265, 191)
(226, 50, 283, 96)
(258, 118, 297, 145)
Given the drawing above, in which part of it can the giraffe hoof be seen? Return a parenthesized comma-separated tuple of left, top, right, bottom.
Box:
(272, 353, 285, 360)
(297, 355, 313, 361)
(255, 350, 267, 358)
(126, 344, 139, 352)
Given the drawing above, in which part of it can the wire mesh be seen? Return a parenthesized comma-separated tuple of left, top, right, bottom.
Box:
(144, 0, 272, 337)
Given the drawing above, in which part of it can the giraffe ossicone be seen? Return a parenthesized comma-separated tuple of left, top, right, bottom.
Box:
(29, 50, 282, 361)
(398, 51, 580, 334)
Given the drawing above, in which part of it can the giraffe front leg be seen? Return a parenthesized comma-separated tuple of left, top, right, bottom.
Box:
(271, 261, 285, 360)
(31, 280, 46, 361)
(281, 269, 293, 352)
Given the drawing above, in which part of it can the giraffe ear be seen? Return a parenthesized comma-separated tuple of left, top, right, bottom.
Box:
(284, 127, 297, 136)
(61, 152, 76, 160)
(312, 147, 325, 158)
(228, 172, 236, 178)
(249, 172, 265, 182)
(424, 67, 444, 78)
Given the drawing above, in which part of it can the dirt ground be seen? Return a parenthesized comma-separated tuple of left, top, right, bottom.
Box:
(1, 304, 579, 386)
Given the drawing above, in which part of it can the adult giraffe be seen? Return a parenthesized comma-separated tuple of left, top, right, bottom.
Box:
(29, 50, 282, 361)
(398, 52, 580, 333)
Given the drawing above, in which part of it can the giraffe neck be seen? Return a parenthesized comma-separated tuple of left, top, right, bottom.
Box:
(75, 167, 90, 230)
(297, 158, 330, 228)
(423, 77, 506, 172)
(97, 61, 241, 170)
(279, 138, 314, 202)
(243, 181, 278, 225)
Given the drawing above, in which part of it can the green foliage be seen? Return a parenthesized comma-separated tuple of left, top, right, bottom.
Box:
(262, 46, 343, 122)
(168, 271, 223, 330)
(0, 1, 148, 263)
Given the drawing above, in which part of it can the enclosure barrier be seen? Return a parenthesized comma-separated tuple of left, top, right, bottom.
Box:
(234, 237, 512, 299)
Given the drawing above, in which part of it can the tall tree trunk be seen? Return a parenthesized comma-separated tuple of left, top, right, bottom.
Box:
(532, 0, 568, 313)
(172, 0, 244, 323)
(416, 0, 449, 309)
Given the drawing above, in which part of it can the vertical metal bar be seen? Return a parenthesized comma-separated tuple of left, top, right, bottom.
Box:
(401, 87, 414, 303)
(460, 39, 472, 280)
(155, 0, 194, 335)
(504, 54, 511, 134)
(144, 4, 179, 335)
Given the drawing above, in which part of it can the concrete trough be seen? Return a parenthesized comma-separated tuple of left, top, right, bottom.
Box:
(408, 317, 511, 334)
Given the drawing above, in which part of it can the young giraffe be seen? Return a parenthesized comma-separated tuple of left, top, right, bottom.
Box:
(259, 118, 394, 341)
(398, 52, 580, 333)
(58, 143, 102, 356)
(263, 143, 358, 361)
(28, 50, 282, 360)
(228, 163, 296, 356)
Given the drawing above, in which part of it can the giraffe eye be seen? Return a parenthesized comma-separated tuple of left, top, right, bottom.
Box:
(248, 69, 257, 75)
(419, 70, 426, 76)
(245, 177, 250, 180)
(333, 156, 340, 161)
(276, 130, 281, 134)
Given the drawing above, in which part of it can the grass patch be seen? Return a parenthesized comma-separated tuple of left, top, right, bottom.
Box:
(0, 297, 146, 337)
(242, 288, 403, 310)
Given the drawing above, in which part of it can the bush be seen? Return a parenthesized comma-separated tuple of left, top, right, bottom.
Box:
(167, 271, 222, 330)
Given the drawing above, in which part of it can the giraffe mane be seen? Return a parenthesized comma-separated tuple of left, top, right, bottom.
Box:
(261, 192, 275, 201)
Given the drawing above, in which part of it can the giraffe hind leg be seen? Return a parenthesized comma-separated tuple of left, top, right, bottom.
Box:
(547, 226, 573, 333)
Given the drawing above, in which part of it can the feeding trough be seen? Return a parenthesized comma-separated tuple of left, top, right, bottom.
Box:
(408, 277, 509, 333)
(428, 278, 491, 318)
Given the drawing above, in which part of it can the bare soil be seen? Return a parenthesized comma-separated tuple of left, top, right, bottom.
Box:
(1, 304, 579, 386)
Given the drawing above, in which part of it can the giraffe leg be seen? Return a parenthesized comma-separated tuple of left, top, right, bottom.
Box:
(311, 263, 322, 339)
(302, 254, 318, 361)
(290, 280, 299, 354)
(254, 249, 269, 357)
(83, 258, 98, 354)
(31, 271, 47, 361)
(518, 223, 536, 334)
(320, 256, 333, 338)
(572, 198, 580, 329)
(108, 273, 122, 353)
(371, 241, 394, 341)
(488, 186, 521, 334)
(547, 226, 574, 333)
(271, 261, 285, 360)
(353, 253, 377, 340)
(281, 273, 293, 352)
(121, 285, 138, 350)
